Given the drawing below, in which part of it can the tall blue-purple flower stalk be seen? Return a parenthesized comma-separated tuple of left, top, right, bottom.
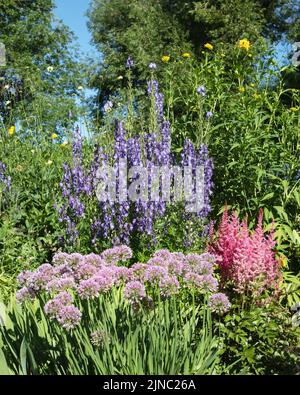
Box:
(114, 121, 130, 245)
(0, 162, 11, 192)
(58, 80, 213, 249)
(57, 127, 91, 244)
(147, 80, 164, 125)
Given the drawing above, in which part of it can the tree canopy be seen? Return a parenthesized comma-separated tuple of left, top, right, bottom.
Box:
(87, 0, 300, 103)
(0, 0, 83, 133)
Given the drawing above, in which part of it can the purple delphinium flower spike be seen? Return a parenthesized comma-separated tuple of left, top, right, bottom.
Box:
(0, 161, 11, 192)
(126, 57, 134, 68)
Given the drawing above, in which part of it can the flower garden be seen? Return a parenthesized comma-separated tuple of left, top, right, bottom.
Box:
(0, 1, 300, 376)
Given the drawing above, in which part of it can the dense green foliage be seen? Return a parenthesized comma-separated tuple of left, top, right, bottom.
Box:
(217, 297, 299, 374)
(0, 294, 219, 375)
(0, 140, 68, 296)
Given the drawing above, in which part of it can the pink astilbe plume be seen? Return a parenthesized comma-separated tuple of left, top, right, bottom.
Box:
(208, 208, 281, 295)
(209, 208, 240, 277)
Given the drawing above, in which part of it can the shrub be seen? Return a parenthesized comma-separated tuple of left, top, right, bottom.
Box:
(216, 303, 300, 375)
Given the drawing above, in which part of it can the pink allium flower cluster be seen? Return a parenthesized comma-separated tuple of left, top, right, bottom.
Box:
(77, 278, 101, 299)
(208, 293, 231, 314)
(101, 245, 133, 264)
(208, 208, 281, 295)
(56, 305, 82, 330)
(16, 245, 230, 329)
(184, 272, 218, 293)
(52, 252, 83, 267)
(16, 286, 35, 303)
(143, 265, 168, 282)
(44, 291, 74, 318)
(124, 281, 146, 303)
(46, 277, 75, 293)
(74, 262, 98, 280)
(159, 275, 180, 297)
(44, 291, 81, 330)
(27, 264, 54, 291)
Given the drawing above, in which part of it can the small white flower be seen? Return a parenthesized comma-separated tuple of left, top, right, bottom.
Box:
(77, 86, 84, 90)
(47, 66, 54, 72)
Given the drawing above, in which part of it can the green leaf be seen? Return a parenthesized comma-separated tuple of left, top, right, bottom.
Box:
(19, 337, 27, 375)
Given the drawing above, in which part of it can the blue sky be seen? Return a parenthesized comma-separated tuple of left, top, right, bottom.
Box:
(54, 0, 96, 135)
(54, 0, 95, 57)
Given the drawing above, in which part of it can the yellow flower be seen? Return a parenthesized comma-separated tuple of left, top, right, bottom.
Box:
(47, 66, 54, 72)
(161, 55, 170, 63)
(239, 87, 246, 93)
(46, 160, 53, 166)
(277, 255, 287, 268)
(238, 39, 251, 51)
(221, 53, 225, 57)
(290, 107, 299, 112)
(204, 43, 213, 51)
(252, 93, 260, 99)
(51, 133, 58, 139)
(16, 165, 23, 172)
(8, 126, 15, 136)
(250, 83, 255, 87)
(60, 141, 68, 148)
(182, 52, 191, 58)
(77, 86, 84, 90)
(239, 39, 251, 51)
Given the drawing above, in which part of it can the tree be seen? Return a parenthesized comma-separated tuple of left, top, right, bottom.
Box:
(87, 0, 300, 107)
(0, 0, 84, 135)
(87, 0, 189, 107)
